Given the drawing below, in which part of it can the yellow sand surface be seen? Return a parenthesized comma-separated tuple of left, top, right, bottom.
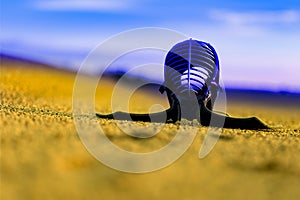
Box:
(1, 62, 300, 200)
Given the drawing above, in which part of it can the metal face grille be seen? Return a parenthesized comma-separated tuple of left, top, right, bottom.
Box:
(164, 39, 220, 100)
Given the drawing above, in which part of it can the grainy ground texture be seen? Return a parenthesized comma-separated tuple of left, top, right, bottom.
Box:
(1, 61, 300, 200)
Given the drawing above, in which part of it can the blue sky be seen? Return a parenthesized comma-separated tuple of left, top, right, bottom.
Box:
(1, 0, 300, 92)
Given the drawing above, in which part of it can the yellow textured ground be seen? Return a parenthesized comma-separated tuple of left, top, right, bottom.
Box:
(1, 62, 300, 200)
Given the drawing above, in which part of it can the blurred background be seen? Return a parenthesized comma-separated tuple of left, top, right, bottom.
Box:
(1, 0, 300, 93)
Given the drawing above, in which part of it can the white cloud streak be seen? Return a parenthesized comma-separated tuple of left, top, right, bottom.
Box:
(34, 0, 135, 11)
(210, 9, 300, 25)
